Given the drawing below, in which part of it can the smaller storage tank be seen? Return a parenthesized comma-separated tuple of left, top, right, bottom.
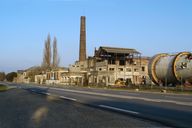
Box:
(148, 52, 192, 85)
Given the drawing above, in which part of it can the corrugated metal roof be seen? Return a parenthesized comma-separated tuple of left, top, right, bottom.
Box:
(100, 46, 140, 54)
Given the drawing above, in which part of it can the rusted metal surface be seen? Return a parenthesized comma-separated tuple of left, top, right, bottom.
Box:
(148, 52, 192, 85)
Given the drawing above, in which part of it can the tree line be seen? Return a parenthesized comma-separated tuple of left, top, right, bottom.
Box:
(0, 72, 17, 82)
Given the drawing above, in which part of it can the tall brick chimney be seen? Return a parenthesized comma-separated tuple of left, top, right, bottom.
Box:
(79, 16, 86, 61)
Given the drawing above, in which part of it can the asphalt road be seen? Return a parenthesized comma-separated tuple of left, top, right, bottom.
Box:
(2, 82, 192, 127)
(0, 88, 167, 128)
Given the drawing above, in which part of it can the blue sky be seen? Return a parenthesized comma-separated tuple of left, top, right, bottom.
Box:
(0, 0, 192, 73)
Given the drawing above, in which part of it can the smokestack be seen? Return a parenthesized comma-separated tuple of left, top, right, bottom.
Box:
(79, 16, 86, 61)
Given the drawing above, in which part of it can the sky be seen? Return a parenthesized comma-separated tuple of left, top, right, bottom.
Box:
(0, 0, 192, 73)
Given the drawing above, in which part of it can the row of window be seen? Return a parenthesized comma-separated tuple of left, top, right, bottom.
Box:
(108, 60, 138, 66)
(98, 67, 145, 72)
(72, 65, 84, 68)
(47, 72, 59, 80)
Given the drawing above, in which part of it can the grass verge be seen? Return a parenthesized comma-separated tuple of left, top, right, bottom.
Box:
(0, 84, 9, 92)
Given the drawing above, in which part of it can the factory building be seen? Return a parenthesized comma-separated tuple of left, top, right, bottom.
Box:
(93, 46, 149, 85)
(69, 46, 149, 86)
(35, 16, 150, 86)
(17, 16, 191, 86)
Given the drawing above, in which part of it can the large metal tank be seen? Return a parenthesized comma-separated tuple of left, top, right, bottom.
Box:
(148, 52, 192, 85)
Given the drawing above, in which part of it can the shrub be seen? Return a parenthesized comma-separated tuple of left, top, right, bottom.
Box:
(6, 72, 17, 82)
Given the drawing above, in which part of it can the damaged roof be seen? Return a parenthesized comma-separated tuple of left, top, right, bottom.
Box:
(99, 46, 140, 54)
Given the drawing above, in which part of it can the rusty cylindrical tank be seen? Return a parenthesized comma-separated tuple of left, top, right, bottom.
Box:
(148, 52, 192, 85)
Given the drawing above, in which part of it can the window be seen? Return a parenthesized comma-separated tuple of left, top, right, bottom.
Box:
(109, 68, 115, 71)
(119, 60, 125, 65)
(126, 68, 131, 72)
(108, 59, 115, 64)
(142, 66, 145, 71)
(47, 73, 50, 80)
(112, 60, 115, 64)
(134, 68, 139, 72)
(118, 68, 123, 71)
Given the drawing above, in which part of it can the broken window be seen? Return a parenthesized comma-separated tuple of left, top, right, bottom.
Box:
(142, 66, 145, 71)
(134, 68, 139, 72)
(119, 60, 125, 65)
(126, 68, 131, 72)
(118, 68, 123, 71)
(108, 59, 115, 64)
(109, 68, 115, 71)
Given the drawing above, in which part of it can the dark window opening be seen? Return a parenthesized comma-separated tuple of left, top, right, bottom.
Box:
(134, 68, 139, 72)
(109, 68, 115, 71)
(118, 68, 123, 71)
(108, 59, 115, 64)
(119, 60, 125, 65)
(142, 66, 145, 71)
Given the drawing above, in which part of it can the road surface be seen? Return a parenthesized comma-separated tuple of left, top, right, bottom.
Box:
(0, 87, 167, 128)
(2, 82, 192, 127)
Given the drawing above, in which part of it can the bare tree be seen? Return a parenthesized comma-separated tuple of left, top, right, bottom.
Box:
(52, 37, 60, 68)
(42, 34, 52, 69)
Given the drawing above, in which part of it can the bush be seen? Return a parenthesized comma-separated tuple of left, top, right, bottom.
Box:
(6, 72, 17, 82)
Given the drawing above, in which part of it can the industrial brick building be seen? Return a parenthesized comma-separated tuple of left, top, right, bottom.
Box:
(43, 16, 150, 86)
(69, 46, 149, 86)
(66, 16, 150, 86)
(28, 16, 149, 86)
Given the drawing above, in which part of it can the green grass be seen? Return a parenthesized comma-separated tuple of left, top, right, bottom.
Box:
(0, 84, 9, 92)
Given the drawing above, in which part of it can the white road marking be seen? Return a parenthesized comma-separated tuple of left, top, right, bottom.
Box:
(38, 91, 51, 96)
(29, 89, 77, 101)
(28, 89, 77, 101)
(51, 87, 192, 106)
(59, 96, 77, 101)
(45, 92, 51, 95)
(99, 105, 139, 115)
